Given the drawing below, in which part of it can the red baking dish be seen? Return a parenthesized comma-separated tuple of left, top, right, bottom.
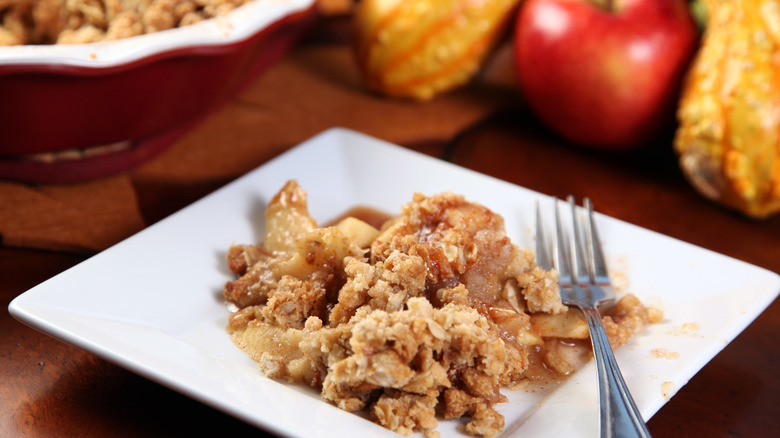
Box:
(0, 0, 317, 183)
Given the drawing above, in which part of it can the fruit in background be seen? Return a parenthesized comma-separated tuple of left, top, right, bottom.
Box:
(353, 0, 522, 101)
(514, 0, 699, 149)
(675, 0, 780, 219)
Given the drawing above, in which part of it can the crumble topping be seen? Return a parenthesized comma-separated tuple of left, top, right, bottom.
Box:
(0, 0, 259, 45)
(223, 180, 661, 437)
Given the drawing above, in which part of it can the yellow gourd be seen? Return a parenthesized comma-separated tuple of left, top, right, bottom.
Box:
(674, 0, 780, 218)
(352, 0, 521, 101)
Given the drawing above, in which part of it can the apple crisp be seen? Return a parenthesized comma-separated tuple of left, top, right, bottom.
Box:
(0, 0, 257, 45)
(224, 180, 662, 437)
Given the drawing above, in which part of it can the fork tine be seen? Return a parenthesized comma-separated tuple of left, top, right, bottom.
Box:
(568, 195, 591, 285)
(535, 200, 553, 270)
(584, 198, 609, 284)
(553, 198, 572, 283)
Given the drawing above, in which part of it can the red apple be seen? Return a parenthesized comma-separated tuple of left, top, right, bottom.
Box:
(514, 0, 699, 149)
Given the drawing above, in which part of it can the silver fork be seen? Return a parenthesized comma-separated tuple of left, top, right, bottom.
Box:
(536, 196, 651, 438)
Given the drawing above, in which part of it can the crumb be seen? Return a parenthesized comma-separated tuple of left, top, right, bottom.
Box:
(610, 270, 630, 293)
(669, 322, 701, 336)
(651, 348, 680, 360)
(661, 381, 675, 399)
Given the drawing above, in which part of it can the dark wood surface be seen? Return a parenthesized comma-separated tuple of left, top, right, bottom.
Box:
(3, 15, 778, 438)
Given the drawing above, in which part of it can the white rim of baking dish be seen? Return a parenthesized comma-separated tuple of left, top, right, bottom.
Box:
(0, 0, 315, 69)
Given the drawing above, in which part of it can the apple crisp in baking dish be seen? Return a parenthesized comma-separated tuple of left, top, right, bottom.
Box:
(223, 180, 661, 437)
(0, 0, 257, 45)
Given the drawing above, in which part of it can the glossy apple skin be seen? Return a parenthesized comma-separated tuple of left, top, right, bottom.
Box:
(514, 0, 699, 149)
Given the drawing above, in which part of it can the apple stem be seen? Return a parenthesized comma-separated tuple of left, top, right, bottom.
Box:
(596, 0, 614, 11)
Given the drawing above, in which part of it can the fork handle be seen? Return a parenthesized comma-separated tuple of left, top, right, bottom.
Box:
(582, 307, 652, 438)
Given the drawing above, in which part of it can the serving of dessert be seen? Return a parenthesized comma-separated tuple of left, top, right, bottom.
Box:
(222, 180, 661, 437)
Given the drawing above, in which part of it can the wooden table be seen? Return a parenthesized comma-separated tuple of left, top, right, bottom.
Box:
(2, 15, 778, 438)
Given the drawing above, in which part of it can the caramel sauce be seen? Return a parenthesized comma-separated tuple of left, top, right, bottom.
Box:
(328, 206, 393, 230)
(523, 339, 592, 393)
(482, 301, 592, 391)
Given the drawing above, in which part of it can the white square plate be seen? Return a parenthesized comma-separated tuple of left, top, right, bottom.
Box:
(10, 128, 780, 437)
